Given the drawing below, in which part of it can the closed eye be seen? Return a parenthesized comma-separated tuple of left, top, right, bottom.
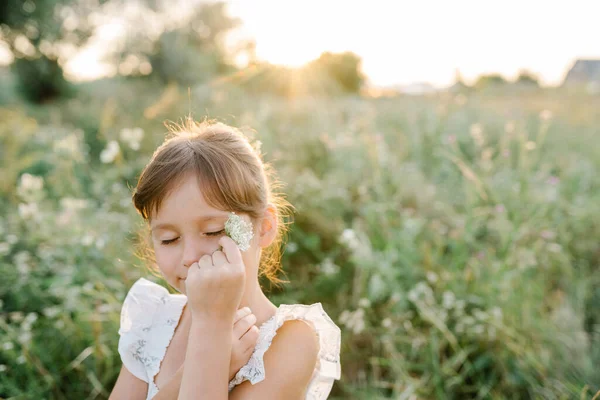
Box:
(161, 237, 179, 245)
(205, 229, 225, 237)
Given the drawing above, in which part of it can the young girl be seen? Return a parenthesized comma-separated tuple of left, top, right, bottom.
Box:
(109, 120, 341, 399)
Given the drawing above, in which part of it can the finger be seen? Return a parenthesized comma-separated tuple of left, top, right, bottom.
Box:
(198, 254, 213, 269)
(211, 250, 228, 268)
(240, 325, 260, 352)
(234, 307, 252, 324)
(218, 236, 243, 265)
(233, 313, 257, 339)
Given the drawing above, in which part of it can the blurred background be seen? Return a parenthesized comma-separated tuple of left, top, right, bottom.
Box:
(1, 0, 599, 398)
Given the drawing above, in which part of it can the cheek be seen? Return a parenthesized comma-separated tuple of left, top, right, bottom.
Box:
(154, 247, 178, 273)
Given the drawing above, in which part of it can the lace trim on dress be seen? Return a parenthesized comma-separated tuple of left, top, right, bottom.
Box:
(228, 302, 341, 400)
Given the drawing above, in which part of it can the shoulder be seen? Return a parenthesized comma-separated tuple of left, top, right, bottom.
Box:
(230, 318, 319, 399)
(230, 303, 342, 400)
(269, 318, 320, 380)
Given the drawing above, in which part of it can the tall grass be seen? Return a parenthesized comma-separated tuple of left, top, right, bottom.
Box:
(0, 78, 599, 399)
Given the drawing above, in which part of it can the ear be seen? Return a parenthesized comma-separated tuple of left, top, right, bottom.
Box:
(257, 203, 278, 248)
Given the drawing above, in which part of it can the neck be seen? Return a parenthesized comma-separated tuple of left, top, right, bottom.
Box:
(237, 279, 278, 328)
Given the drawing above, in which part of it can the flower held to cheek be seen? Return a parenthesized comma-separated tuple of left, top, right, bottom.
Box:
(225, 212, 254, 252)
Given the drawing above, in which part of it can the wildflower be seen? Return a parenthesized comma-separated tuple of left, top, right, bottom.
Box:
(338, 308, 365, 335)
(0, 365, 6, 372)
(225, 212, 254, 252)
(358, 298, 371, 308)
(100, 141, 120, 163)
(381, 318, 392, 328)
(18, 203, 40, 220)
(2, 342, 14, 351)
(119, 127, 144, 150)
(53, 134, 80, 156)
(442, 291, 456, 309)
(319, 258, 340, 276)
(286, 242, 298, 254)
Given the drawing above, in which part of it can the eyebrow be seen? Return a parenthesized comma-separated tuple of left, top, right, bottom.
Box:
(150, 214, 228, 232)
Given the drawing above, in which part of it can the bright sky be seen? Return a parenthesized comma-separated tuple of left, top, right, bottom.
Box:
(2, 0, 599, 87)
(227, 0, 600, 87)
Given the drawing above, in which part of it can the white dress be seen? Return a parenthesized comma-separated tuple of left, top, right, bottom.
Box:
(118, 278, 342, 400)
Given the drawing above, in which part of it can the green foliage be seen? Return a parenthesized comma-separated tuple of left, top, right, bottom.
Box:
(516, 69, 540, 86)
(307, 51, 365, 93)
(12, 56, 73, 103)
(475, 73, 509, 90)
(1, 82, 599, 399)
(0, 0, 98, 103)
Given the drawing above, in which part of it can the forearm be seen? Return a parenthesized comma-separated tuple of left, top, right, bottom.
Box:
(178, 317, 231, 400)
(153, 365, 184, 400)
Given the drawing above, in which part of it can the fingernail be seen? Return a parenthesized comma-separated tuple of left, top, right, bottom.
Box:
(245, 307, 251, 314)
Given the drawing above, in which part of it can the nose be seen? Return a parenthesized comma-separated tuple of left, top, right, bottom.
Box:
(181, 236, 218, 268)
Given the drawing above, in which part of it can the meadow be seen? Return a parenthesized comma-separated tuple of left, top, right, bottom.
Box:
(0, 75, 599, 399)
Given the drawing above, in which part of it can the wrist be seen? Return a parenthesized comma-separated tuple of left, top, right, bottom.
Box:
(190, 312, 233, 329)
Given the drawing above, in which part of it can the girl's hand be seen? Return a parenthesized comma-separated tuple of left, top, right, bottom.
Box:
(184, 236, 246, 321)
(229, 307, 260, 381)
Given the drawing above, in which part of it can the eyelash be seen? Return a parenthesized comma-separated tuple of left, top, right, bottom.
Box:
(160, 229, 225, 245)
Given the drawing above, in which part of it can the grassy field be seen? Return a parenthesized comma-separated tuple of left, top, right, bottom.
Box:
(0, 76, 599, 399)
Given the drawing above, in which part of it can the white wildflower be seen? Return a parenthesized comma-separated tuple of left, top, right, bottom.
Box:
(358, 298, 371, 308)
(100, 140, 120, 163)
(0, 365, 6, 372)
(16, 355, 26, 364)
(339, 229, 360, 251)
(382, 318, 392, 328)
(225, 212, 254, 252)
(18, 202, 40, 220)
(53, 134, 80, 156)
(2, 342, 14, 351)
(119, 127, 144, 150)
(18, 332, 32, 345)
(19, 173, 43, 193)
(426, 271, 438, 284)
(319, 258, 340, 276)
(339, 308, 366, 335)
(442, 291, 456, 309)
(43, 307, 61, 318)
(286, 242, 298, 254)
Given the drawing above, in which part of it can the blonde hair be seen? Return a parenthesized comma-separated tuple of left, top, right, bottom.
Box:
(132, 119, 293, 287)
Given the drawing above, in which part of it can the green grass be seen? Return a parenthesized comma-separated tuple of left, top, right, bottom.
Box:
(0, 78, 599, 399)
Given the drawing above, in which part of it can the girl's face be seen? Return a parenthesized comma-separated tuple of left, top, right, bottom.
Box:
(149, 173, 261, 295)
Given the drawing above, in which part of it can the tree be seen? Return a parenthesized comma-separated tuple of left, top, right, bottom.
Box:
(474, 73, 508, 90)
(515, 69, 540, 87)
(0, 0, 102, 102)
(101, 0, 250, 85)
(306, 51, 365, 94)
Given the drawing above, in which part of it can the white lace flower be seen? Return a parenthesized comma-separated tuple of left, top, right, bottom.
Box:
(225, 212, 254, 252)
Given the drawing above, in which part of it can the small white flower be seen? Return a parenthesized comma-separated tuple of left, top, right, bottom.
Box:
(119, 127, 144, 150)
(358, 298, 371, 308)
(2, 342, 14, 351)
(100, 141, 120, 163)
(16, 355, 26, 364)
(225, 212, 254, 252)
(381, 318, 392, 328)
(286, 242, 298, 254)
(0, 365, 6, 372)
